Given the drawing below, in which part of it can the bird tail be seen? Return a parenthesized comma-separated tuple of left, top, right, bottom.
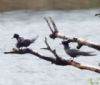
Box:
(31, 35, 39, 43)
(87, 53, 96, 56)
(81, 52, 96, 56)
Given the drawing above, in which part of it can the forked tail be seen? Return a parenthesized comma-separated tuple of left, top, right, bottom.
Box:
(31, 35, 39, 43)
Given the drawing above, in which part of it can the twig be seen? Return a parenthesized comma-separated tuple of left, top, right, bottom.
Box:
(42, 37, 60, 59)
(45, 17, 100, 51)
(44, 17, 61, 39)
(49, 17, 58, 33)
(4, 48, 70, 65)
(44, 17, 53, 33)
(4, 48, 100, 74)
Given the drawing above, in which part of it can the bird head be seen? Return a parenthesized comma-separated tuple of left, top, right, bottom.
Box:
(13, 34, 19, 39)
(61, 41, 70, 48)
(62, 41, 69, 45)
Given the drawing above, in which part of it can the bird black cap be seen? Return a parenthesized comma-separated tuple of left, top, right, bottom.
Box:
(13, 34, 19, 38)
(62, 41, 69, 45)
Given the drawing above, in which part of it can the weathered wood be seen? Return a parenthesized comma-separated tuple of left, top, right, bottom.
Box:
(4, 48, 100, 73)
(4, 48, 71, 66)
(4, 45, 100, 74)
(45, 17, 100, 51)
(44, 17, 54, 33)
(49, 17, 58, 33)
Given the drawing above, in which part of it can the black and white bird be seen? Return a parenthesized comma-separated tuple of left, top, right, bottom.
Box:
(62, 41, 96, 60)
(13, 34, 38, 49)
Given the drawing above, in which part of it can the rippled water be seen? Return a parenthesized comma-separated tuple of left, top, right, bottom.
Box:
(0, 9, 100, 85)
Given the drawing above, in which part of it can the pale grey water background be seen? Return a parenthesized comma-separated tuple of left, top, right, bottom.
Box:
(0, 9, 100, 85)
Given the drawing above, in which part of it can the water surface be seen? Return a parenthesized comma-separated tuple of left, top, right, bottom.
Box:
(0, 9, 100, 85)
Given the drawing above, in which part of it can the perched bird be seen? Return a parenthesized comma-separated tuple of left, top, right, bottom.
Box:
(95, 13, 100, 16)
(13, 33, 38, 49)
(62, 41, 96, 60)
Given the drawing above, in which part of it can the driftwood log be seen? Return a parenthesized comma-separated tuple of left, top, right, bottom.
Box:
(4, 38, 100, 74)
(44, 17, 100, 50)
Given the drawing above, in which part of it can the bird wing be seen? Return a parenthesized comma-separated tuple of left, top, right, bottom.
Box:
(67, 49, 80, 57)
(17, 37, 24, 43)
(68, 49, 95, 56)
(31, 35, 39, 43)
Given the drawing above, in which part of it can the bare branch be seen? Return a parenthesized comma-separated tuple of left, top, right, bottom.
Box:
(49, 17, 58, 33)
(4, 48, 100, 74)
(46, 18, 100, 51)
(44, 37, 60, 59)
(44, 17, 54, 33)
(44, 17, 61, 39)
(44, 37, 51, 50)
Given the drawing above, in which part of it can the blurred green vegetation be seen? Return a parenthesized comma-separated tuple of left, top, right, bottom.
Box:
(87, 78, 100, 85)
(0, 0, 100, 11)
